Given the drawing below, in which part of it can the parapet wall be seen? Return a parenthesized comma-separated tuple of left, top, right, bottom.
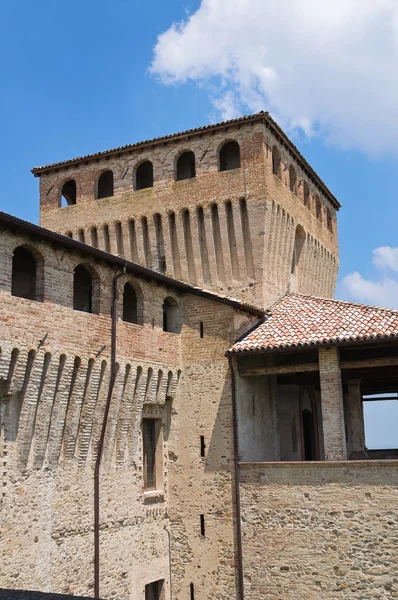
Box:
(239, 462, 398, 599)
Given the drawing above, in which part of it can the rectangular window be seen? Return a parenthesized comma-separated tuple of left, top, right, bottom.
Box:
(143, 418, 162, 491)
(145, 579, 164, 600)
(200, 514, 205, 537)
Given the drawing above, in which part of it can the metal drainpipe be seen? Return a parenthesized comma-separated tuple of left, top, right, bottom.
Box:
(94, 268, 126, 599)
(228, 355, 245, 600)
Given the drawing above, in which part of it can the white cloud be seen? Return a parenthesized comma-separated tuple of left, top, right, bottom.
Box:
(150, 0, 398, 155)
(341, 246, 398, 308)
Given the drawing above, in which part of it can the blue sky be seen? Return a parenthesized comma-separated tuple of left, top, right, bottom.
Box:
(1, 1, 397, 446)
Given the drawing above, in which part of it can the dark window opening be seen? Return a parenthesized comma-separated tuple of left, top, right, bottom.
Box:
(12, 247, 37, 301)
(145, 579, 164, 600)
(162, 297, 181, 334)
(200, 435, 205, 458)
(272, 146, 281, 177)
(289, 165, 297, 193)
(123, 282, 138, 324)
(303, 182, 310, 206)
(199, 321, 204, 338)
(60, 180, 76, 207)
(176, 151, 196, 181)
(190, 583, 195, 600)
(326, 208, 333, 232)
(302, 409, 316, 461)
(73, 265, 93, 313)
(97, 170, 114, 199)
(200, 514, 205, 537)
(316, 196, 322, 220)
(143, 419, 156, 490)
(135, 161, 153, 190)
(219, 141, 240, 172)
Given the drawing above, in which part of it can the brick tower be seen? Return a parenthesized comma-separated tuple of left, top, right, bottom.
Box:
(33, 112, 340, 308)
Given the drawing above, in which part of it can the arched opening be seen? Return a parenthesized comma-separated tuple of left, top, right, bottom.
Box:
(97, 170, 114, 199)
(123, 282, 139, 324)
(289, 165, 297, 193)
(302, 409, 316, 461)
(272, 146, 281, 177)
(303, 182, 310, 206)
(135, 161, 153, 190)
(176, 151, 196, 181)
(162, 297, 181, 334)
(73, 265, 93, 313)
(12, 247, 37, 300)
(219, 141, 240, 172)
(315, 196, 322, 220)
(60, 180, 76, 207)
(326, 208, 333, 232)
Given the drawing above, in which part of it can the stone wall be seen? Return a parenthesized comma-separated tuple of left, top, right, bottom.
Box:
(0, 226, 260, 599)
(36, 119, 339, 307)
(240, 461, 398, 599)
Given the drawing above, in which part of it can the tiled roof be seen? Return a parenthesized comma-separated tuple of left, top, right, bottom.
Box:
(30, 111, 340, 209)
(229, 293, 398, 353)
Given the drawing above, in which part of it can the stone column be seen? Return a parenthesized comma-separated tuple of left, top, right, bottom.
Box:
(318, 347, 347, 460)
(346, 379, 366, 457)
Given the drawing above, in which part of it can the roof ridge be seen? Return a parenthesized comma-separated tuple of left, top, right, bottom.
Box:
(284, 291, 398, 314)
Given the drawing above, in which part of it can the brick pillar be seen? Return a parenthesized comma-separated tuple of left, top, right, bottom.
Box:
(318, 347, 347, 460)
(346, 379, 366, 457)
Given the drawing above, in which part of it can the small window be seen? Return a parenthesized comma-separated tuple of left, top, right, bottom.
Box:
(289, 165, 297, 193)
(123, 282, 138, 324)
(145, 580, 165, 600)
(326, 208, 333, 232)
(143, 419, 162, 491)
(135, 161, 153, 190)
(60, 180, 76, 206)
(303, 182, 310, 206)
(315, 196, 322, 220)
(162, 297, 181, 334)
(12, 247, 37, 300)
(219, 141, 240, 171)
(176, 151, 196, 181)
(272, 146, 281, 177)
(97, 170, 114, 199)
(73, 265, 93, 313)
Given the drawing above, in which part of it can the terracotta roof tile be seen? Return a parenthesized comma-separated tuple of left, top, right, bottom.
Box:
(230, 293, 398, 353)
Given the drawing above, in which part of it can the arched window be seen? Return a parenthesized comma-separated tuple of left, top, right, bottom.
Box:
(219, 141, 240, 172)
(135, 161, 153, 190)
(60, 180, 76, 207)
(303, 182, 310, 206)
(73, 265, 93, 313)
(12, 247, 37, 300)
(289, 165, 297, 193)
(326, 208, 333, 232)
(97, 170, 114, 199)
(162, 297, 181, 334)
(315, 196, 322, 220)
(272, 146, 281, 177)
(176, 151, 196, 181)
(123, 282, 139, 324)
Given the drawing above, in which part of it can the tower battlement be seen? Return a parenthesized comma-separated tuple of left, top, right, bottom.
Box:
(33, 112, 340, 307)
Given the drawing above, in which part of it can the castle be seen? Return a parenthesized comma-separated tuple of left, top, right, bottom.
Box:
(1, 112, 397, 599)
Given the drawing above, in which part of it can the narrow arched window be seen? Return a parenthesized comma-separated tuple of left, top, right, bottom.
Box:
(12, 247, 37, 300)
(73, 265, 93, 313)
(97, 170, 114, 199)
(289, 165, 297, 193)
(123, 282, 138, 324)
(219, 141, 240, 172)
(176, 151, 196, 181)
(60, 180, 76, 206)
(315, 196, 322, 220)
(303, 182, 310, 206)
(162, 297, 181, 334)
(326, 208, 333, 232)
(272, 146, 281, 177)
(135, 161, 153, 190)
